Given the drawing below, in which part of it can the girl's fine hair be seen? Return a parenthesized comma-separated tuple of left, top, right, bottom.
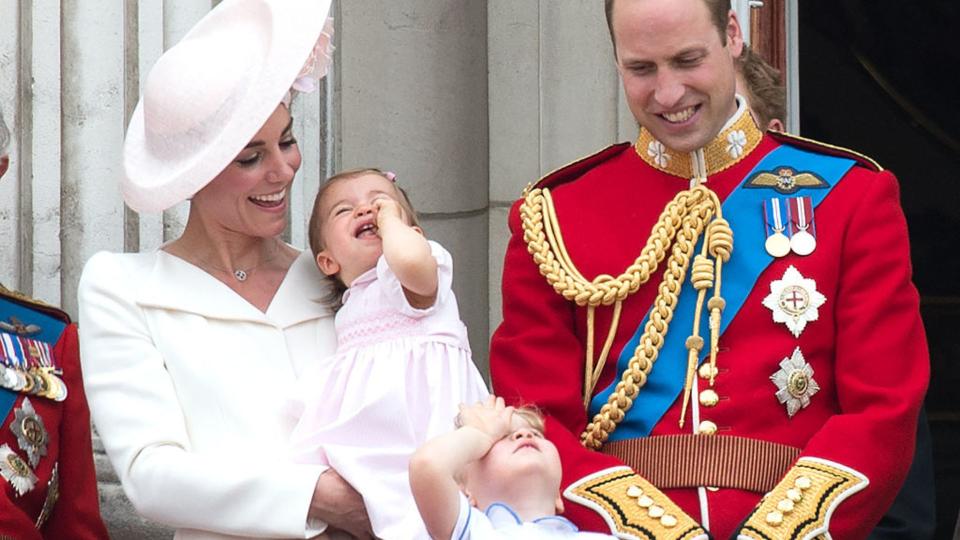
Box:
(308, 168, 421, 310)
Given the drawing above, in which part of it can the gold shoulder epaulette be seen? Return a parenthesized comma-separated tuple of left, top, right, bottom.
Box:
(0, 284, 71, 325)
(769, 130, 883, 172)
(564, 467, 708, 540)
(522, 142, 632, 197)
(737, 457, 868, 539)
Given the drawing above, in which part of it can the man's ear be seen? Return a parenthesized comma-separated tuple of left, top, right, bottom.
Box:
(0, 156, 9, 179)
(768, 118, 786, 132)
(315, 250, 340, 277)
(726, 10, 745, 58)
(412, 225, 425, 236)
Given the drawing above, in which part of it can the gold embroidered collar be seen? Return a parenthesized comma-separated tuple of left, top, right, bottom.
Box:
(634, 99, 763, 179)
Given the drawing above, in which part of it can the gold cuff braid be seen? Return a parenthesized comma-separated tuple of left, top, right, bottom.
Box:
(564, 467, 707, 540)
(737, 457, 869, 539)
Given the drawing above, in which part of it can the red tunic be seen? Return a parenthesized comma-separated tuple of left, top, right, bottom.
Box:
(0, 287, 109, 539)
(490, 109, 928, 539)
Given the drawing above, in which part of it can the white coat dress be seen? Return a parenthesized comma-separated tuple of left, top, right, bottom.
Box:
(78, 249, 339, 539)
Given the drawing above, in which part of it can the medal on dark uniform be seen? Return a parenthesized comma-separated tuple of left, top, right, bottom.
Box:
(0, 443, 37, 496)
(35, 463, 59, 529)
(0, 333, 64, 401)
(42, 367, 67, 402)
(0, 332, 20, 390)
(1, 333, 30, 392)
(789, 196, 817, 256)
(763, 198, 791, 258)
(11, 398, 49, 467)
(0, 363, 18, 391)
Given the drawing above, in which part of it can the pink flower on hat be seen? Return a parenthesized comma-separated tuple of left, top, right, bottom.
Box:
(292, 17, 335, 93)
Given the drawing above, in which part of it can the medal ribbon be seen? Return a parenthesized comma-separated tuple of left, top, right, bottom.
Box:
(790, 196, 816, 236)
(590, 145, 855, 440)
(0, 296, 66, 419)
(763, 198, 791, 238)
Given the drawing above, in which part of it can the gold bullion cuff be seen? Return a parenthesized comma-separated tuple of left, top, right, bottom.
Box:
(737, 457, 868, 540)
(563, 466, 709, 540)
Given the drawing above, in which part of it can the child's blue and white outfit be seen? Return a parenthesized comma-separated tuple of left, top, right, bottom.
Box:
(452, 493, 616, 539)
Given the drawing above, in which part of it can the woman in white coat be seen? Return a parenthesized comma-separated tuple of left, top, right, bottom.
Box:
(77, 1, 373, 538)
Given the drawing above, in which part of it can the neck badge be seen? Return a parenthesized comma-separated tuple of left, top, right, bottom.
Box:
(10, 398, 48, 467)
(762, 265, 826, 338)
(0, 443, 37, 496)
(771, 347, 820, 417)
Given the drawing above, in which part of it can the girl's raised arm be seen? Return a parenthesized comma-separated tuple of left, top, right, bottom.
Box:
(376, 198, 438, 307)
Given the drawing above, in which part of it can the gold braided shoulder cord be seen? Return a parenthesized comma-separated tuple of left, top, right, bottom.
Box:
(520, 184, 732, 450)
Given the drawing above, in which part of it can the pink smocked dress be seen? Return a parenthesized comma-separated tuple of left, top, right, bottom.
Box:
(288, 241, 489, 540)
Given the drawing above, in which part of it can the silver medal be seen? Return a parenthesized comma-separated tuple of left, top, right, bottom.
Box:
(790, 230, 816, 256)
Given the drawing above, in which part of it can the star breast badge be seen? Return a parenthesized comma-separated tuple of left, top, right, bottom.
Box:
(771, 347, 820, 417)
(762, 266, 826, 338)
(0, 443, 37, 496)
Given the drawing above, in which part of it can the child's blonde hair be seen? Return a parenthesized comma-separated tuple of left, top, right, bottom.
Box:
(307, 168, 420, 310)
(455, 404, 547, 485)
(454, 404, 546, 433)
(512, 405, 546, 434)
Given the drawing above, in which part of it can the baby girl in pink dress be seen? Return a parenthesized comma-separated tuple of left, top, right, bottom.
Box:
(288, 168, 488, 540)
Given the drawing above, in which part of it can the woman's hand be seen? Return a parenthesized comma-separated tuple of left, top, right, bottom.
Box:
(309, 469, 375, 539)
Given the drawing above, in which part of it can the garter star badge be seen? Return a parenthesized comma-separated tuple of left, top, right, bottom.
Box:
(762, 266, 826, 338)
(11, 397, 48, 467)
(0, 443, 37, 496)
(771, 347, 820, 417)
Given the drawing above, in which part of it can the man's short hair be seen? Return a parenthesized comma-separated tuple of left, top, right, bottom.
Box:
(0, 108, 10, 157)
(604, 0, 732, 55)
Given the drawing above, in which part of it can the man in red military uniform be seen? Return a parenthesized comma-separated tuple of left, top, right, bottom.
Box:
(489, 0, 928, 538)
(0, 110, 109, 538)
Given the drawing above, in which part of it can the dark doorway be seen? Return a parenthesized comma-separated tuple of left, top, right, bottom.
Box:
(800, 1, 960, 538)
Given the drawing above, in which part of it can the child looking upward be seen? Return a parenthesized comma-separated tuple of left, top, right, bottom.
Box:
(289, 168, 488, 539)
(410, 396, 615, 539)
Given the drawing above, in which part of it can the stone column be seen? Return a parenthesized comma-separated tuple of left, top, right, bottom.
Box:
(338, 0, 491, 373)
(486, 1, 635, 338)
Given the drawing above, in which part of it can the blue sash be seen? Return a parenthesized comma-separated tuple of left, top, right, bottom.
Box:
(0, 296, 67, 419)
(590, 145, 856, 441)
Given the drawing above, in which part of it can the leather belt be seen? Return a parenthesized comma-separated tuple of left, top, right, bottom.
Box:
(601, 434, 801, 493)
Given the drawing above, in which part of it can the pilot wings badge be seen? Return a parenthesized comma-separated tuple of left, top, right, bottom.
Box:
(745, 167, 828, 195)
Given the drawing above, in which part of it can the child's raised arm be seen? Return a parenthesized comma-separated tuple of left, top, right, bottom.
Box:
(375, 197, 438, 307)
(409, 396, 514, 540)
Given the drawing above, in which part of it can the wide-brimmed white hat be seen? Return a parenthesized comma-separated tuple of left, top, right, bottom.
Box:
(122, 0, 334, 213)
